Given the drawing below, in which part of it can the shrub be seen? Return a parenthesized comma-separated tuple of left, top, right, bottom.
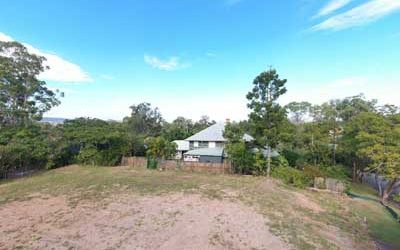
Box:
(303, 165, 327, 179)
(281, 149, 302, 167)
(0, 125, 53, 177)
(323, 164, 351, 181)
(272, 155, 290, 168)
(225, 142, 255, 175)
(272, 166, 312, 188)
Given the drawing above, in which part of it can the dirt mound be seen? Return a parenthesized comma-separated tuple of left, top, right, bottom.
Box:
(0, 193, 287, 250)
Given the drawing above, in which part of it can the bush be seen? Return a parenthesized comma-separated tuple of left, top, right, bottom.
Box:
(281, 149, 302, 167)
(0, 125, 53, 178)
(225, 142, 255, 175)
(323, 164, 351, 181)
(272, 155, 290, 168)
(272, 166, 312, 188)
(303, 165, 327, 179)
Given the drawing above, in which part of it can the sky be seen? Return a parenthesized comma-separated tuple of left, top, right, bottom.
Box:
(1, 0, 400, 122)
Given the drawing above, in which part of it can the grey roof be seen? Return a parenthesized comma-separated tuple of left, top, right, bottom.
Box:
(185, 122, 254, 142)
(173, 140, 190, 151)
(184, 147, 224, 157)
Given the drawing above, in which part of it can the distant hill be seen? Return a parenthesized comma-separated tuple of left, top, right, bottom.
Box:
(40, 117, 67, 124)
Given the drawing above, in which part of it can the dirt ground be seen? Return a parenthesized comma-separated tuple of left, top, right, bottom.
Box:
(0, 193, 287, 250)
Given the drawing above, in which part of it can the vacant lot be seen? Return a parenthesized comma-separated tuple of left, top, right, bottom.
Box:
(0, 165, 396, 249)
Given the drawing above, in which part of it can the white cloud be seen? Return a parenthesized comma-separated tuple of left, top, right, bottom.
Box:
(0, 33, 13, 42)
(315, 0, 353, 17)
(0, 32, 92, 83)
(312, 0, 400, 31)
(144, 54, 189, 71)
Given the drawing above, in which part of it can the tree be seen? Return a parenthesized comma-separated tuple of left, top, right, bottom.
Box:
(246, 68, 287, 176)
(63, 118, 129, 166)
(285, 101, 312, 124)
(123, 102, 163, 136)
(193, 115, 215, 133)
(0, 41, 60, 127)
(335, 94, 377, 122)
(345, 112, 400, 202)
(122, 103, 164, 156)
(343, 112, 384, 182)
(145, 137, 177, 161)
(162, 116, 194, 141)
(223, 122, 255, 174)
(379, 104, 399, 117)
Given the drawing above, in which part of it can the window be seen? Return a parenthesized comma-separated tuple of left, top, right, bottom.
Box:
(199, 141, 209, 148)
(194, 141, 199, 148)
(209, 142, 216, 148)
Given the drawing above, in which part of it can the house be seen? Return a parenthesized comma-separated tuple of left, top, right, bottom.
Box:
(173, 140, 189, 160)
(182, 122, 253, 163)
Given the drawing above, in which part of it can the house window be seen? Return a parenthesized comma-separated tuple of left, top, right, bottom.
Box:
(194, 141, 199, 148)
(209, 142, 216, 148)
(199, 141, 209, 148)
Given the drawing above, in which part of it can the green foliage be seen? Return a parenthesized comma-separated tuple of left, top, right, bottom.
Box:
(225, 141, 255, 175)
(0, 41, 61, 127)
(161, 116, 216, 141)
(323, 165, 351, 180)
(246, 68, 288, 176)
(393, 194, 400, 203)
(0, 125, 54, 177)
(271, 155, 290, 168)
(63, 118, 129, 166)
(123, 102, 163, 136)
(223, 122, 257, 174)
(272, 166, 312, 188)
(147, 157, 158, 170)
(303, 165, 327, 179)
(285, 101, 312, 124)
(145, 136, 177, 160)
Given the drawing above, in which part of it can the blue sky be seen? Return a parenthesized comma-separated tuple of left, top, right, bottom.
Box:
(1, 0, 399, 121)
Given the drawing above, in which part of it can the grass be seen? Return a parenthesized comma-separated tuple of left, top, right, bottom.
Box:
(0, 165, 396, 249)
(349, 182, 400, 248)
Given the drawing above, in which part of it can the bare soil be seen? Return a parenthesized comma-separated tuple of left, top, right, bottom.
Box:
(0, 193, 287, 250)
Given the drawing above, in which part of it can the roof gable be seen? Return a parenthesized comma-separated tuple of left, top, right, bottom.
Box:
(185, 123, 226, 142)
(184, 122, 254, 142)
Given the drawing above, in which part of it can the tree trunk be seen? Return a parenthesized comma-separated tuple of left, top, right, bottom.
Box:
(357, 170, 364, 183)
(375, 173, 383, 197)
(381, 178, 400, 203)
(267, 147, 271, 177)
(352, 160, 357, 183)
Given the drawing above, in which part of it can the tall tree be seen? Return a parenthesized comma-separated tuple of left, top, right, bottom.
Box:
(162, 116, 194, 141)
(285, 101, 312, 124)
(123, 102, 163, 136)
(246, 68, 287, 176)
(0, 41, 60, 127)
(193, 115, 216, 133)
(345, 112, 400, 202)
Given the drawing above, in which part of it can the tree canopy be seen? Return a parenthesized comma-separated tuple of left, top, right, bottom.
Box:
(0, 41, 61, 127)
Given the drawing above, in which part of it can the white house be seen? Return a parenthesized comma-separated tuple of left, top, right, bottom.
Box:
(183, 122, 253, 163)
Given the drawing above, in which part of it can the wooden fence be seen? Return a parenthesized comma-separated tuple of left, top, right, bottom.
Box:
(121, 156, 232, 174)
(121, 156, 147, 167)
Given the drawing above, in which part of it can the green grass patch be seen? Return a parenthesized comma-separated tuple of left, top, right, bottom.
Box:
(349, 183, 400, 248)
